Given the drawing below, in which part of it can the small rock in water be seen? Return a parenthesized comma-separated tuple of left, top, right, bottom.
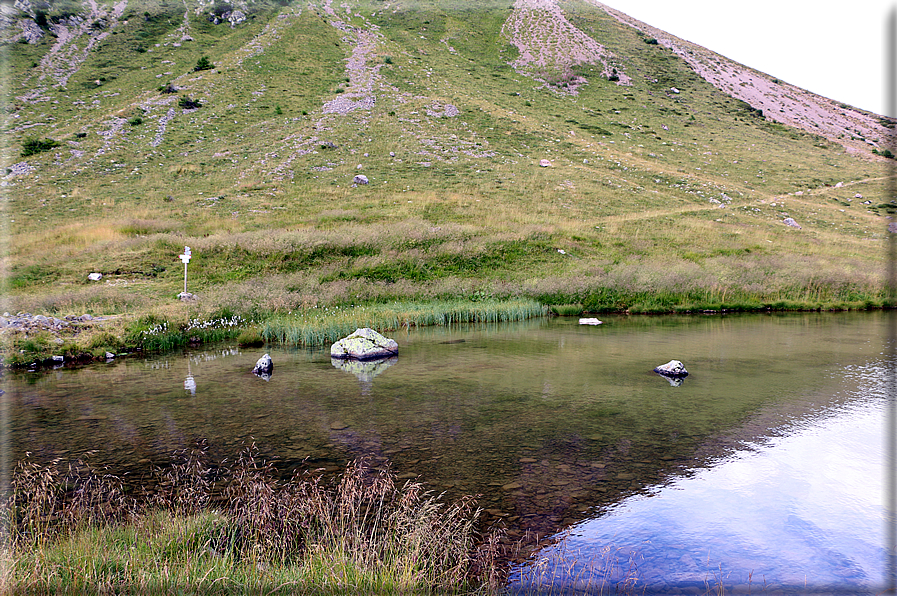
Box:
(579, 318, 602, 325)
(653, 359, 688, 378)
(252, 353, 273, 380)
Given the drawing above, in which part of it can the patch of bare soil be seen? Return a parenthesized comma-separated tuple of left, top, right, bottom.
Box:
(502, 0, 631, 93)
(591, 1, 894, 156)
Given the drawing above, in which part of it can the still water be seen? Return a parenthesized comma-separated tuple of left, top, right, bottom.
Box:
(4, 311, 892, 592)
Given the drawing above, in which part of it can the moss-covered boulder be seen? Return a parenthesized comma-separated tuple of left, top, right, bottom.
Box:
(330, 328, 398, 361)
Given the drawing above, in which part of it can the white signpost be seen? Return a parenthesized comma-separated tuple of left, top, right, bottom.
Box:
(179, 246, 191, 295)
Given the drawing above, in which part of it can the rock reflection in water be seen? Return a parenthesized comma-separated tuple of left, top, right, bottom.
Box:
(331, 356, 398, 394)
(656, 373, 685, 387)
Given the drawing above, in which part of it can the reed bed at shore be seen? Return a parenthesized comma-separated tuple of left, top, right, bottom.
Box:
(2, 448, 503, 595)
(259, 299, 547, 347)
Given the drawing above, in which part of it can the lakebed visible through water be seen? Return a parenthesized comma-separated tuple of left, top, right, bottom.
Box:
(5, 311, 891, 593)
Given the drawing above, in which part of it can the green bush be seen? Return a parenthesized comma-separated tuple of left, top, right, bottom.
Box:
(178, 96, 201, 109)
(237, 327, 264, 347)
(128, 116, 143, 126)
(550, 303, 584, 316)
(193, 56, 214, 72)
(21, 137, 61, 157)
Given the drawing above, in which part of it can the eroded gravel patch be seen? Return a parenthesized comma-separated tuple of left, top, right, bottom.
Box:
(502, 0, 630, 93)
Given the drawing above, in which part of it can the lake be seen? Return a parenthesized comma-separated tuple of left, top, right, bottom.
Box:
(4, 311, 892, 593)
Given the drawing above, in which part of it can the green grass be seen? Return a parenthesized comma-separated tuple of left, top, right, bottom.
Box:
(3, 0, 892, 363)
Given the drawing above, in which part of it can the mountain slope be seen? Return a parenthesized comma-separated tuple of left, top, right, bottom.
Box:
(593, 0, 892, 156)
(2, 0, 893, 330)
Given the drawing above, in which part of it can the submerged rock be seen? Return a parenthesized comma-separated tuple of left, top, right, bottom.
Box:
(653, 360, 688, 378)
(252, 353, 273, 380)
(331, 328, 398, 361)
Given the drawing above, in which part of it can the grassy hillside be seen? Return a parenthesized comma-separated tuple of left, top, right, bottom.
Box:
(2, 0, 894, 362)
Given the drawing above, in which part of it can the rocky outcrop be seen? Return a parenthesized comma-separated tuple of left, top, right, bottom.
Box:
(331, 328, 398, 361)
(0, 312, 78, 332)
(653, 360, 688, 378)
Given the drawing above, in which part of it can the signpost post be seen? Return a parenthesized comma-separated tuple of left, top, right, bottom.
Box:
(179, 246, 191, 295)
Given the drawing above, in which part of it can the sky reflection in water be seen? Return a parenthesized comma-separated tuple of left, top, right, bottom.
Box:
(512, 363, 887, 594)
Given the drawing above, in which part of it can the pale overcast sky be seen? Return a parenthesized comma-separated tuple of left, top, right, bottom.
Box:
(603, 1, 895, 116)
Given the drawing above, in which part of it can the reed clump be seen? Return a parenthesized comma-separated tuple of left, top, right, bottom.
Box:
(549, 304, 583, 316)
(257, 299, 547, 348)
(3, 447, 496, 594)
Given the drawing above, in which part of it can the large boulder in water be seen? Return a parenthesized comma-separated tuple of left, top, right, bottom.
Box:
(331, 328, 398, 361)
(653, 359, 688, 378)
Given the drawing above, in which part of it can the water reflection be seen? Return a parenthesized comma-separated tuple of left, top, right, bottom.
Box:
(331, 356, 398, 394)
(511, 365, 888, 594)
(5, 311, 891, 593)
(655, 373, 685, 387)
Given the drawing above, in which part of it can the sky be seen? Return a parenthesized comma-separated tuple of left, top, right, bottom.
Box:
(604, 0, 895, 116)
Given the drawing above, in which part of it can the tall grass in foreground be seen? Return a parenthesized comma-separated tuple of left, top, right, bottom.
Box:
(2, 448, 501, 594)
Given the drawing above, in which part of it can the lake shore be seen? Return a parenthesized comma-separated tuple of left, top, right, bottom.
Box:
(1, 292, 890, 368)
